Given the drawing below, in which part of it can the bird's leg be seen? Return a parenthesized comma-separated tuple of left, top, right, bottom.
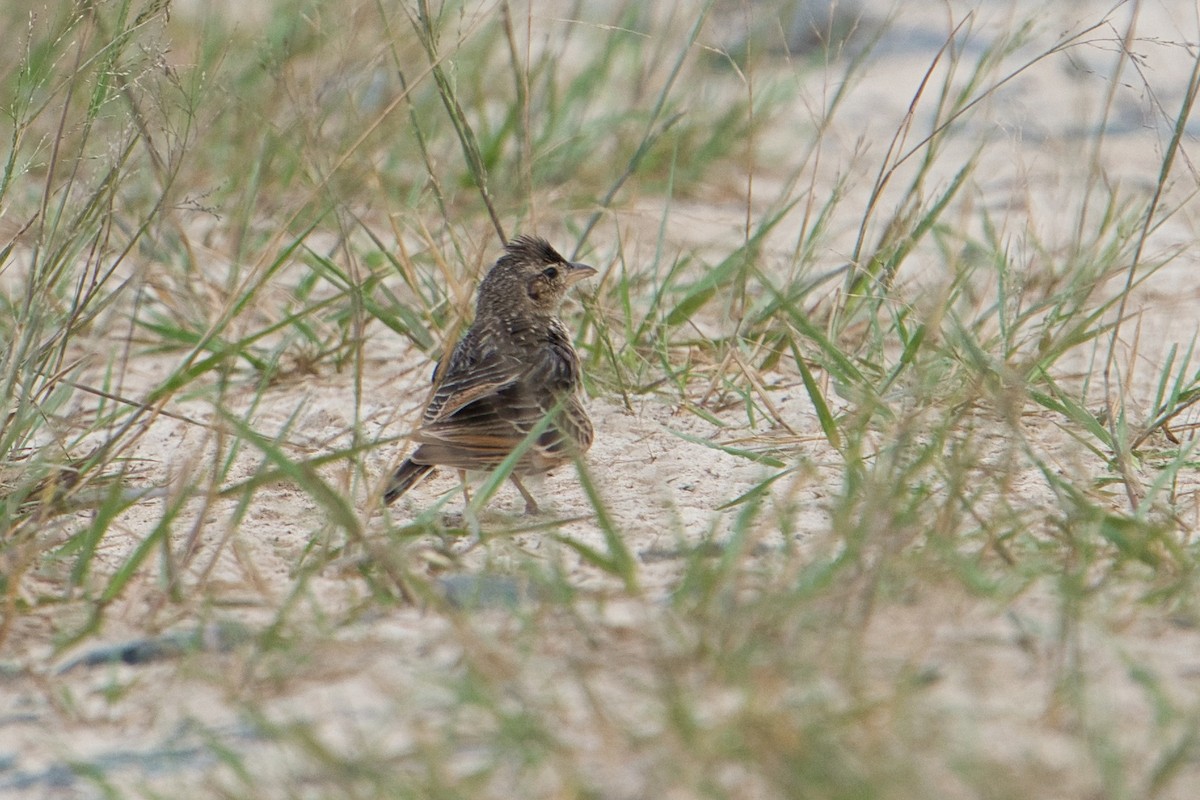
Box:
(509, 475, 540, 515)
(458, 469, 471, 507)
(457, 469, 482, 540)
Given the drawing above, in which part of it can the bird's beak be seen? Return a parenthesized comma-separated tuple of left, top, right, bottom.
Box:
(565, 262, 597, 285)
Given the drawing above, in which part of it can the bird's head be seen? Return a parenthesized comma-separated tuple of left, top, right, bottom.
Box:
(478, 235, 596, 319)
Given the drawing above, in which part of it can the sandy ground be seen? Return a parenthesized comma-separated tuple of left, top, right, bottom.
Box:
(3, 1, 1200, 797)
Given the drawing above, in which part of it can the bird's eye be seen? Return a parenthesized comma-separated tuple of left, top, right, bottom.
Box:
(541, 266, 559, 280)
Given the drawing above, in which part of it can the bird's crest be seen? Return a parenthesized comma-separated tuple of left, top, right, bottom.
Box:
(504, 235, 566, 265)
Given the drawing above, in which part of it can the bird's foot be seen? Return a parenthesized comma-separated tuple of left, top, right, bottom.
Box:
(510, 476, 540, 516)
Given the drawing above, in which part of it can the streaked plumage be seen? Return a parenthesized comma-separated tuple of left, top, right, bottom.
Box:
(385, 235, 596, 514)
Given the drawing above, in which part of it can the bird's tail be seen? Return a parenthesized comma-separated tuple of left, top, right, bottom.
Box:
(385, 459, 435, 505)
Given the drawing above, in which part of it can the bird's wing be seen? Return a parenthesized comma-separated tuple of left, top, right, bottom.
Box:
(424, 344, 527, 424)
(413, 338, 588, 468)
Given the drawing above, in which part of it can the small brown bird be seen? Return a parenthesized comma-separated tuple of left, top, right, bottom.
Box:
(385, 235, 597, 514)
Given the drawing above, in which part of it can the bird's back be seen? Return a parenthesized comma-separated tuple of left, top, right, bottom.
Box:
(409, 313, 590, 473)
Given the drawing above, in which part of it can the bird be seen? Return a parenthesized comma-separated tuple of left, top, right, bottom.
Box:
(385, 235, 597, 514)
